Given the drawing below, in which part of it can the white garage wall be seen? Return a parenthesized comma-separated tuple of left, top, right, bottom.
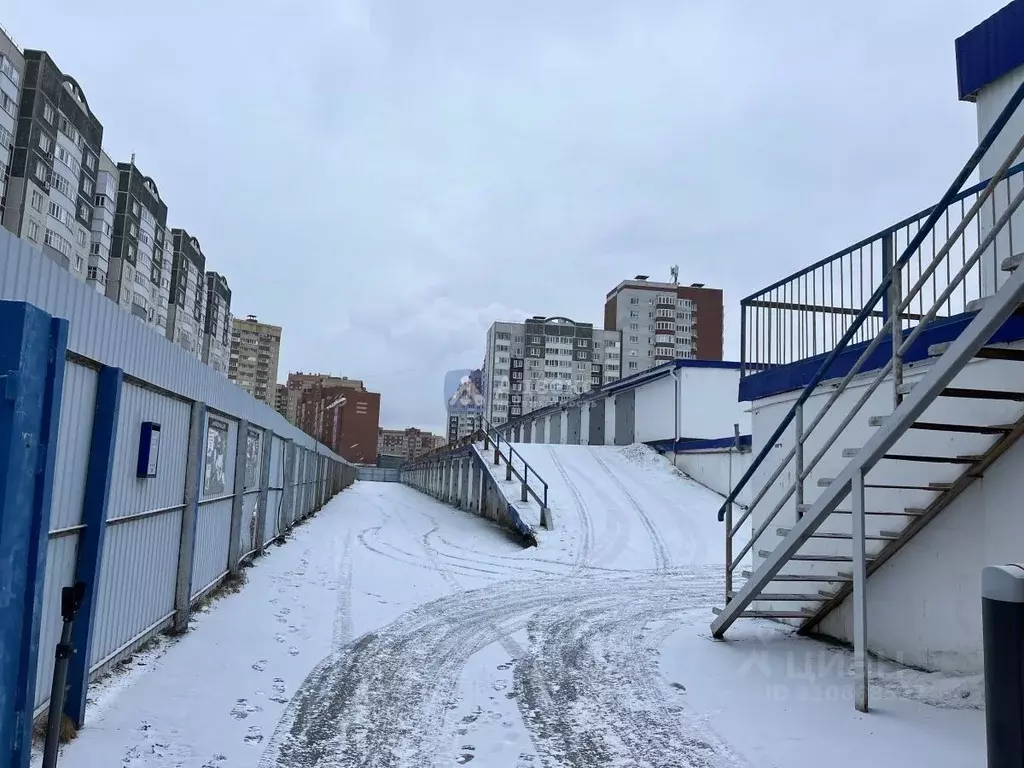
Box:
(634, 376, 676, 443)
(677, 366, 750, 439)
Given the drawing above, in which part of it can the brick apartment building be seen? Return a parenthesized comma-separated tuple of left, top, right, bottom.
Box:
(278, 371, 365, 425)
(378, 427, 446, 462)
(297, 380, 380, 465)
(604, 275, 723, 373)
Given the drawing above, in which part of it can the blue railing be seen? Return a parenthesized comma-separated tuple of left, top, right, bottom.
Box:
(741, 159, 1024, 376)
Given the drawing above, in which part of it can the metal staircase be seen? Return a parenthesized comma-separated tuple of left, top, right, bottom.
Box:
(711, 80, 1024, 711)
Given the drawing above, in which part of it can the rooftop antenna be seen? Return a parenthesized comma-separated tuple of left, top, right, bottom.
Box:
(670, 265, 679, 285)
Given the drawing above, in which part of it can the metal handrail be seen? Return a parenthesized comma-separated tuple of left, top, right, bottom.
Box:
(480, 414, 550, 512)
(718, 78, 1024, 595)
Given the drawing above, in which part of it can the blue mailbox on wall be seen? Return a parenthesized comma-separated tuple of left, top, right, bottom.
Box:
(137, 421, 161, 478)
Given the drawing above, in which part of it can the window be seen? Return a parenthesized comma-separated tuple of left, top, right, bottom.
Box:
(26, 220, 40, 241)
(54, 145, 80, 176)
(132, 201, 140, 217)
(83, 151, 96, 171)
(43, 103, 55, 123)
(82, 178, 94, 196)
(0, 92, 15, 118)
(30, 190, 44, 213)
(0, 124, 11, 148)
(628, 335, 638, 343)
(74, 255, 83, 272)
(77, 229, 87, 247)
(629, 310, 639, 319)
(34, 161, 47, 182)
(629, 297, 639, 305)
(130, 222, 138, 237)
(51, 171, 74, 199)
(38, 133, 52, 153)
(89, 242, 101, 256)
(629, 323, 638, 331)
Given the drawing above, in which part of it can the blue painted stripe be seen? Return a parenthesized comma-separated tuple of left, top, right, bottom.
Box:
(738, 311, 1024, 403)
(648, 435, 752, 453)
(956, 0, 1024, 101)
(66, 365, 123, 728)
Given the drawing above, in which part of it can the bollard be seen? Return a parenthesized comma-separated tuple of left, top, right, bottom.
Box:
(982, 564, 1024, 768)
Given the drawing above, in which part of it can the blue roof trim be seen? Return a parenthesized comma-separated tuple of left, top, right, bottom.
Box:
(956, 0, 1024, 101)
(648, 435, 752, 453)
(739, 311, 1024, 403)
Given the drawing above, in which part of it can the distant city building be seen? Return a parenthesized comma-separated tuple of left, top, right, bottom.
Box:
(201, 271, 231, 375)
(299, 381, 380, 465)
(107, 159, 171, 333)
(378, 427, 445, 462)
(0, 33, 25, 235)
(228, 314, 281, 405)
(482, 316, 622, 425)
(166, 228, 206, 357)
(3, 49, 103, 285)
(604, 274, 724, 373)
(446, 368, 485, 443)
(274, 383, 289, 417)
(280, 372, 364, 425)
(86, 151, 116, 294)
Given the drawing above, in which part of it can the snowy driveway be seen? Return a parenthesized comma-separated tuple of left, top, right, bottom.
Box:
(43, 445, 983, 767)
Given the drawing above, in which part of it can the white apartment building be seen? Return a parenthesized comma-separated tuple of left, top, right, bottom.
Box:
(106, 160, 171, 333)
(202, 271, 232, 376)
(482, 316, 622, 425)
(2, 50, 103, 286)
(166, 228, 207, 358)
(85, 150, 116, 294)
(0, 36, 23, 230)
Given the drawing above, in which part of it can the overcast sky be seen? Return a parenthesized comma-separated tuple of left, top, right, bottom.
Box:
(5, 1, 1005, 433)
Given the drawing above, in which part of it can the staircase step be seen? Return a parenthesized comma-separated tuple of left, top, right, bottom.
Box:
(929, 341, 1024, 362)
(741, 570, 853, 582)
(728, 591, 830, 602)
(966, 297, 988, 314)
(799, 504, 925, 517)
(867, 482, 954, 491)
(777, 527, 900, 541)
(757, 549, 870, 563)
(905, 420, 1013, 435)
(1003, 253, 1024, 272)
(881, 452, 981, 464)
(713, 606, 810, 619)
(942, 386, 1024, 402)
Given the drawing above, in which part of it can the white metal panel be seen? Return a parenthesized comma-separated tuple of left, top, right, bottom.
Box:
(191, 499, 232, 598)
(634, 375, 676, 443)
(240, 493, 259, 555)
(34, 534, 78, 712)
(108, 382, 191, 521)
(263, 489, 283, 544)
(90, 510, 182, 667)
(50, 362, 97, 530)
(0, 229, 340, 461)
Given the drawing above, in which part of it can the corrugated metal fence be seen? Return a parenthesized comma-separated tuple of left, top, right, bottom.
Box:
(0, 230, 359, 726)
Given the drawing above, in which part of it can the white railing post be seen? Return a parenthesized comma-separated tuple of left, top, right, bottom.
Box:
(794, 402, 805, 518)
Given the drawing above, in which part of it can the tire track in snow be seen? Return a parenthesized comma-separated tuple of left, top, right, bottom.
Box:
(547, 445, 595, 568)
(589, 449, 672, 572)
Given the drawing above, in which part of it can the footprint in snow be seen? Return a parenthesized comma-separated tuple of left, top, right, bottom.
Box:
(201, 756, 227, 768)
(287, 646, 300, 657)
(230, 698, 263, 720)
(251, 659, 268, 672)
(272, 678, 286, 695)
(456, 752, 476, 764)
(244, 726, 264, 745)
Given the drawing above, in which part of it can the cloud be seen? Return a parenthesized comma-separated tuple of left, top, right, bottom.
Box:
(5, 0, 1007, 434)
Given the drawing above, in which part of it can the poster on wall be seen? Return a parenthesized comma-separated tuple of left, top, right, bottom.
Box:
(204, 417, 229, 495)
(245, 429, 262, 490)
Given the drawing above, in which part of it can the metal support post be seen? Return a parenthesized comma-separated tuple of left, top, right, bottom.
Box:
(173, 401, 206, 634)
(281, 440, 295, 532)
(255, 429, 273, 556)
(41, 583, 86, 768)
(882, 233, 904, 408)
(227, 420, 249, 574)
(794, 403, 804, 517)
(725, 423, 738, 603)
(851, 466, 869, 712)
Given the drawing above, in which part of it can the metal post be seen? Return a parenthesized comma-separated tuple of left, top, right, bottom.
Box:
(726, 423, 737, 603)
(851, 466, 869, 712)
(982, 564, 1024, 768)
(794, 403, 804, 518)
(41, 583, 85, 768)
(227, 420, 249, 574)
(173, 401, 206, 634)
(882, 233, 904, 408)
(255, 429, 273, 556)
(281, 440, 295, 532)
(521, 465, 529, 502)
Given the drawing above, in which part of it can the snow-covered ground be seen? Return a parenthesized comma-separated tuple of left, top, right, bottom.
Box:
(38, 444, 983, 767)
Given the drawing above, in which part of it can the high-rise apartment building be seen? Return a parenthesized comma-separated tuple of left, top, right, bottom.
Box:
(106, 159, 171, 331)
(85, 150, 116, 294)
(482, 315, 622, 425)
(604, 275, 724, 374)
(446, 369, 484, 443)
(279, 372, 364, 425)
(0, 32, 25, 229)
(202, 271, 231, 375)
(167, 228, 206, 357)
(299, 381, 380, 465)
(3, 50, 103, 284)
(378, 427, 445, 461)
(228, 314, 281, 405)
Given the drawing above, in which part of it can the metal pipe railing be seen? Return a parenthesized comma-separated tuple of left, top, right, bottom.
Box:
(720, 76, 1024, 591)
